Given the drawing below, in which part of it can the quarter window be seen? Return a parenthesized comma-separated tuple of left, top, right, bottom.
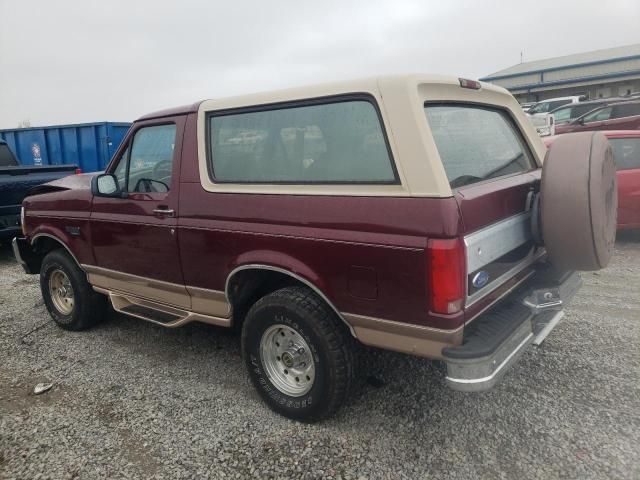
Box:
(207, 99, 396, 183)
(610, 138, 640, 170)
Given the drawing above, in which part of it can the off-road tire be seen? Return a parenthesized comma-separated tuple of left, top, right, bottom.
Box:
(541, 131, 617, 271)
(40, 249, 107, 331)
(241, 286, 354, 422)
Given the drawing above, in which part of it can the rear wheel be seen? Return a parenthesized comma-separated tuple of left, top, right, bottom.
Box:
(241, 286, 354, 422)
(40, 249, 107, 330)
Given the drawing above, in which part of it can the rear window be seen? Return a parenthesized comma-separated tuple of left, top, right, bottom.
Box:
(0, 144, 18, 167)
(610, 138, 640, 170)
(207, 98, 397, 184)
(424, 104, 536, 188)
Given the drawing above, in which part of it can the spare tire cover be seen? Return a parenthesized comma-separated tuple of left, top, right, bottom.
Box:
(541, 131, 617, 271)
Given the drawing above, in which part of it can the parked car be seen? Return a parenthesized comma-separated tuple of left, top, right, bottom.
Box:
(555, 100, 640, 134)
(527, 95, 585, 136)
(550, 97, 627, 125)
(12, 75, 617, 421)
(545, 130, 640, 229)
(0, 139, 77, 241)
(520, 102, 536, 112)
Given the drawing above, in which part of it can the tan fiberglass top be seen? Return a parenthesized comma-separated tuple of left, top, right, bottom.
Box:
(196, 74, 546, 197)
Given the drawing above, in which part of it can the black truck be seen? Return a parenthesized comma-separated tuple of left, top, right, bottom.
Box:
(0, 139, 77, 241)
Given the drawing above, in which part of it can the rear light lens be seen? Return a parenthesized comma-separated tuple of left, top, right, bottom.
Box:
(75, 168, 82, 174)
(427, 238, 466, 314)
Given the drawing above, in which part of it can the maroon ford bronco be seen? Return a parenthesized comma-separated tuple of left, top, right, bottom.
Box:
(13, 76, 617, 421)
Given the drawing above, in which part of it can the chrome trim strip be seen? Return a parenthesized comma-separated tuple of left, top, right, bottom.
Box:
(464, 212, 531, 273)
(343, 312, 463, 336)
(225, 264, 355, 336)
(31, 233, 83, 269)
(466, 249, 545, 307)
(464, 269, 536, 326)
(445, 332, 533, 385)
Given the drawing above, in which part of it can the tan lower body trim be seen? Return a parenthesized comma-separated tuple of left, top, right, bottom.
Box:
(187, 286, 231, 318)
(83, 265, 232, 324)
(83, 265, 192, 309)
(343, 313, 463, 360)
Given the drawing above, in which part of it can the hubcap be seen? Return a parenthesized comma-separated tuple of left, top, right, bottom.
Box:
(259, 324, 315, 397)
(49, 269, 75, 315)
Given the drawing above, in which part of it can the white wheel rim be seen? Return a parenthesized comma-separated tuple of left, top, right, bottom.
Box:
(259, 324, 315, 397)
(49, 269, 75, 315)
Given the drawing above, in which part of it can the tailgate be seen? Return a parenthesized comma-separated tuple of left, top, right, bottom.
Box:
(424, 103, 544, 320)
(0, 165, 77, 207)
(455, 172, 543, 311)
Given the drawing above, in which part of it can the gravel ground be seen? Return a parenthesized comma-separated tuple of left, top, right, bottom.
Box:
(1, 234, 639, 480)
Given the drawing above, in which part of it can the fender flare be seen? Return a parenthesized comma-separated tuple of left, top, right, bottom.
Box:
(225, 263, 355, 336)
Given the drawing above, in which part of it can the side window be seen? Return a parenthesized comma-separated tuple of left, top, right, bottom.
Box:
(612, 103, 640, 119)
(610, 138, 640, 170)
(549, 100, 570, 111)
(127, 124, 177, 193)
(208, 99, 396, 183)
(552, 107, 571, 123)
(583, 107, 612, 123)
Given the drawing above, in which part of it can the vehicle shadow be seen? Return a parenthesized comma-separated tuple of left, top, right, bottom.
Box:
(96, 306, 446, 421)
(616, 229, 640, 243)
(0, 242, 16, 265)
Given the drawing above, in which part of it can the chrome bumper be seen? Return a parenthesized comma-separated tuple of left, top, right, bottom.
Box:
(443, 270, 582, 392)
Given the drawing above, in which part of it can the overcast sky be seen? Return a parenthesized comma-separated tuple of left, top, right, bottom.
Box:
(1, 0, 638, 129)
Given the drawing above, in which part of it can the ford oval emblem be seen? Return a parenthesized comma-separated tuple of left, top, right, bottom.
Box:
(472, 271, 490, 289)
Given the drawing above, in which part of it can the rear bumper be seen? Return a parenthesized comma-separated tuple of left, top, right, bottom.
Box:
(443, 268, 582, 392)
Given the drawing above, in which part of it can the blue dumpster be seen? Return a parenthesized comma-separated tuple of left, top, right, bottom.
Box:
(0, 122, 131, 172)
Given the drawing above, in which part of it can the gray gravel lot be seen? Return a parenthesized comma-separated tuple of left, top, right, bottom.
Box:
(1, 234, 639, 480)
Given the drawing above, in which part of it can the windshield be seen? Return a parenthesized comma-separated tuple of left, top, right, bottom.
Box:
(528, 102, 550, 114)
(425, 104, 536, 188)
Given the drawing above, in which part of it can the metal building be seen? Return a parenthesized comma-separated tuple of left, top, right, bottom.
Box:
(481, 44, 640, 103)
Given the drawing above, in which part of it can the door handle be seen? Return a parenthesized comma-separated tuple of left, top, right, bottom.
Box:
(153, 207, 175, 218)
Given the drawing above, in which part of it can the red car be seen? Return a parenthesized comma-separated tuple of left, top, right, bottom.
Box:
(545, 130, 640, 229)
(555, 100, 640, 135)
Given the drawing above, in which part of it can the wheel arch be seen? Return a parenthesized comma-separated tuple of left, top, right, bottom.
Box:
(225, 264, 355, 336)
(31, 233, 84, 270)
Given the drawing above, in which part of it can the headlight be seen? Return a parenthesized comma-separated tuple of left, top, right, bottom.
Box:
(20, 206, 26, 236)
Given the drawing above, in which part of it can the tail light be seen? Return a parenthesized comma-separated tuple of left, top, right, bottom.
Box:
(427, 238, 466, 314)
(75, 168, 82, 174)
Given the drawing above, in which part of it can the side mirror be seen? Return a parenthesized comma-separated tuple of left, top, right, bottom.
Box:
(576, 117, 585, 125)
(91, 174, 126, 198)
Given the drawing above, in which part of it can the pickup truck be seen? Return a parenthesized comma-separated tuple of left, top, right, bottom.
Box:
(0, 139, 77, 242)
(12, 75, 617, 421)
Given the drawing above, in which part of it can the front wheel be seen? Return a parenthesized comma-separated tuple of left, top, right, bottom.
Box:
(241, 286, 354, 422)
(40, 249, 107, 330)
